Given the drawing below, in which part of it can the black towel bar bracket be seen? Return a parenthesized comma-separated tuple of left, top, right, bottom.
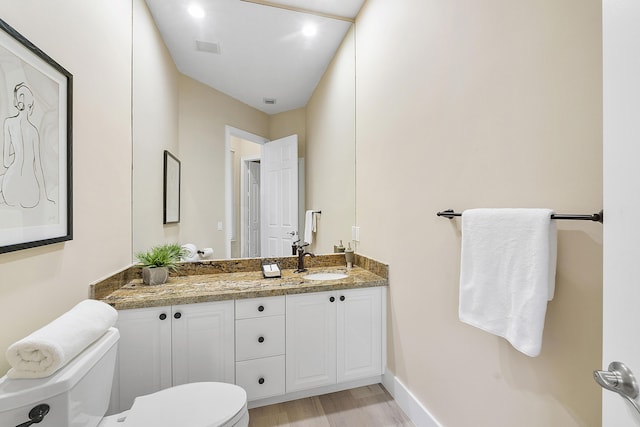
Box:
(437, 209, 603, 223)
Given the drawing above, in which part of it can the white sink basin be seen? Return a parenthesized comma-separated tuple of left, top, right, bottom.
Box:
(303, 272, 348, 281)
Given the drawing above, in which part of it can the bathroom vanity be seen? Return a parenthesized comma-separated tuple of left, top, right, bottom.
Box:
(91, 254, 388, 412)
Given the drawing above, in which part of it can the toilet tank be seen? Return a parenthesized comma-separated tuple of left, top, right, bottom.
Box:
(0, 327, 119, 427)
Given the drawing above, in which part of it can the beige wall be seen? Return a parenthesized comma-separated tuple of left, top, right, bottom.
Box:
(0, 2, 133, 374)
(305, 27, 356, 254)
(355, 0, 603, 426)
(269, 107, 307, 158)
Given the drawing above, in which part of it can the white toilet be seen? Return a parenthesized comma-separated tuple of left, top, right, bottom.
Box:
(0, 328, 249, 427)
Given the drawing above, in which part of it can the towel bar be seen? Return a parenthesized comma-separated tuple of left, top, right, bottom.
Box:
(437, 209, 603, 223)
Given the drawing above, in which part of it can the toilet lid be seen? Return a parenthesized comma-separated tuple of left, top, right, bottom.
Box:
(123, 382, 247, 427)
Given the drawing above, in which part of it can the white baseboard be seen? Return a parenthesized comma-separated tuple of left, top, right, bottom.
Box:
(382, 369, 443, 427)
(247, 376, 382, 409)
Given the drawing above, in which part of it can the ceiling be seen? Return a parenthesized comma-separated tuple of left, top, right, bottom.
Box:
(145, 0, 366, 114)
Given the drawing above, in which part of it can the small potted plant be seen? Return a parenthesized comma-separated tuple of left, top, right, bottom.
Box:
(136, 243, 185, 285)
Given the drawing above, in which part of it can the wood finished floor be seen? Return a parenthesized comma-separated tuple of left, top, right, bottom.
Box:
(248, 384, 414, 427)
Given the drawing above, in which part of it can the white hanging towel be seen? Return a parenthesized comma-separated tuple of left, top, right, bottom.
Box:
(458, 208, 557, 357)
(304, 210, 317, 244)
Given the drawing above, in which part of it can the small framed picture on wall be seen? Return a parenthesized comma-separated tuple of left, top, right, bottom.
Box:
(163, 150, 180, 224)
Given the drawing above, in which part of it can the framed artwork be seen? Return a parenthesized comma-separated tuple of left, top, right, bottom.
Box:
(163, 150, 180, 224)
(0, 19, 73, 254)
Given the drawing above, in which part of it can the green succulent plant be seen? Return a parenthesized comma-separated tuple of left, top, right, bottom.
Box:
(135, 243, 186, 272)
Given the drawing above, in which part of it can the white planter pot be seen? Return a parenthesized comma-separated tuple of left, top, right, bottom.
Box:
(142, 266, 169, 285)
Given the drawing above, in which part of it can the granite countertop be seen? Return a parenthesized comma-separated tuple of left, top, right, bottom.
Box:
(99, 265, 387, 310)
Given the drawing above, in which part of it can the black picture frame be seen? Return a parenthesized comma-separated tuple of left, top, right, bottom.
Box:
(0, 19, 73, 254)
(163, 150, 180, 224)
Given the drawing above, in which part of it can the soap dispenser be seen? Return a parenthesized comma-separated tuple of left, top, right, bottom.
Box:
(345, 243, 354, 269)
(334, 240, 345, 253)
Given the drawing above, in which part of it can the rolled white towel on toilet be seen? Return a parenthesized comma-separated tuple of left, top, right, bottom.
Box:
(5, 299, 118, 379)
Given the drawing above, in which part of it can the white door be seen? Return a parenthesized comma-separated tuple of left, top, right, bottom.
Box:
(337, 287, 383, 383)
(247, 160, 261, 257)
(286, 291, 337, 392)
(261, 135, 298, 257)
(602, 1, 640, 425)
(171, 301, 235, 386)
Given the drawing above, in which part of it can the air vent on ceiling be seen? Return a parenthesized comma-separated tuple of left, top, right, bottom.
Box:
(263, 98, 277, 105)
(195, 40, 221, 54)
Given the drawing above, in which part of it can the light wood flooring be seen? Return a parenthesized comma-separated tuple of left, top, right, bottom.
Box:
(248, 384, 414, 427)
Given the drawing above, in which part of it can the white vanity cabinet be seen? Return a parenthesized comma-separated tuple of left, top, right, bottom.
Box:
(286, 287, 383, 393)
(111, 300, 234, 412)
(235, 296, 286, 401)
(108, 285, 385, 412)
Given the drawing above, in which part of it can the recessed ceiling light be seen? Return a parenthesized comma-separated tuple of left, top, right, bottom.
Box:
(188, 4, 205, 18)
(302, 23, 317, 37)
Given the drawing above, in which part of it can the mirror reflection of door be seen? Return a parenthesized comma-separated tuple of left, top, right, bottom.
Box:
(228, 130, 299, 259)
(261, 134, 299, 258)
(244, 159, 261, 258)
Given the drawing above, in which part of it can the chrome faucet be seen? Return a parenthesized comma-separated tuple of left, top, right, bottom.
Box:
(294, 242, 315, 273)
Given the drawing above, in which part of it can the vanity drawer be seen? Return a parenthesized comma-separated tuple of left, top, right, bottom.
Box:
(236, 315, 285, 361)
(235, 296, 285, 319)
(236, 355, 285, 401)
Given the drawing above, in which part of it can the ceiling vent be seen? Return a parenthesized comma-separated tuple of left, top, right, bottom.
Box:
(195, 40, 221, 54)
(263, 98, 277, 105)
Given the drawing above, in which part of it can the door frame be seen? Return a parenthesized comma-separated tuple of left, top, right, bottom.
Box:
(225, 126, 268, 258)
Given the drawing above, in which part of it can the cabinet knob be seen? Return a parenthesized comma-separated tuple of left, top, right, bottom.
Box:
(258, 336, 265, 343)
(329, 296, 335, 302)
(159, 313, 167, 320)
(174, 312, 182, 319)
(258, 377, 265, 385)
(258, 305, 265, 312)
(340, 295, 346, 302)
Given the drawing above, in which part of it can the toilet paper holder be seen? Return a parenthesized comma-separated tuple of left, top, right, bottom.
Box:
(197, 248, 214, 258)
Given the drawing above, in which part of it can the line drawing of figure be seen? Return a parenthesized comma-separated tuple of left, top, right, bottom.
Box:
(0, 82, 53, 208)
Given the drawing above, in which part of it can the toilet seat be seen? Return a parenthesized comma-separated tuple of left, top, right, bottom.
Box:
(113, 382, 248, 427)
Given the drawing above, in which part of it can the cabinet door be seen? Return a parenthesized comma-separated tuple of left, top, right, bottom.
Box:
(337, 287, 383, 383)
(171, 301, 235, 386)
(115, 306, 172, 411)
(286, 291, 337, 392)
